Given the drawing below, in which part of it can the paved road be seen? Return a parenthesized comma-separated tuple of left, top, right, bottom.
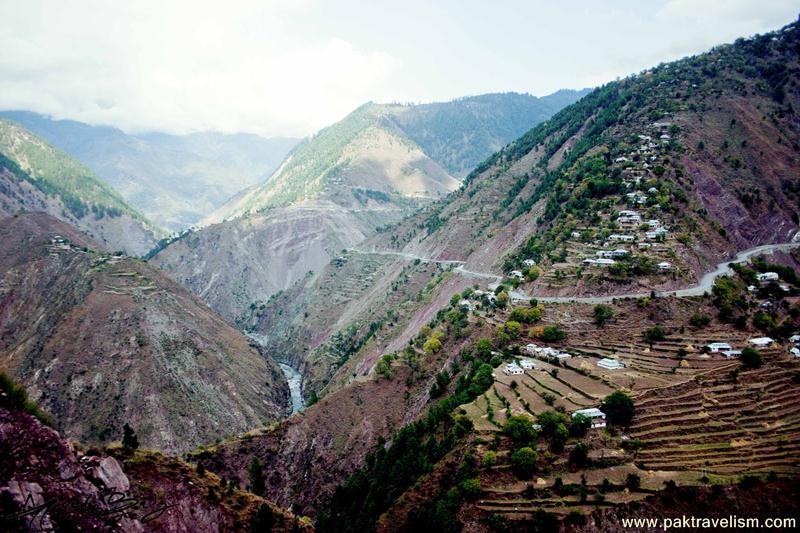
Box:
(349, 242, 800, 304)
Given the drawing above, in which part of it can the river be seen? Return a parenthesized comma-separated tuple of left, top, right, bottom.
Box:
(279, 362, 305, 415)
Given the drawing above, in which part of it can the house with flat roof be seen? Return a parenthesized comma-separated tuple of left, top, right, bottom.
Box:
(503, 363, 524, 376)
(572, 408, 607, 429)
(597, 358, 625, 370)
(748, 337, 774, 347)
(706, 342, 732, 352)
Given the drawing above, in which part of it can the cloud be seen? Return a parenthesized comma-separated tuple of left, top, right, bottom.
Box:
(0, 0, 402, 137)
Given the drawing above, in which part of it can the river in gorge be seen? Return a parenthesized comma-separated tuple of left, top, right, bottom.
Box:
(278, 362, 305, 415)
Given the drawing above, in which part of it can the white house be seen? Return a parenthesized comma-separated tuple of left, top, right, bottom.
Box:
(509, 270, 524, 279)
(638, 242, 652, 249)
(647, 219, 661, 228)
(520, 359, 536, 370)
(756, 272, 779, 282)
(722, 350, 742, 359)
(706, 342, 732, 353)
(790, 347, 800, 358)
(503, 363, 524, 376)
(609, 234, 635, 242)
(788, 335, 800, 344)
(522, 259, 537, 267)
(555, 353, 572, 361)
(595, 258, 616, 266)
(615, 156, 629, 163)
(618, 210, 639, 217)
(597, 358, 625, 370)
(571, 231, 581, 239)
(658, 262, 672, 271)
(748, 337, 774, 347)
(459, 299, 475, 311)
(524, 343, 538, 355)
(572, 408, 607, 429)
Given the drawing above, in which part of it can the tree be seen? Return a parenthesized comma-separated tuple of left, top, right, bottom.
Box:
(481, 451, 496, 468)
(569, 442, 590, 468)
(458, 478, 482, 500)
(503, 415, 537, 443)
(550, 423, 569, 452)
(496, 291, 509, 308)
(569, 414, 591, 437)
(643, 325, 666, 343)
(601, 391, 635, 425)
(423, 337, 442, 355)
(511, 447, 538, 479)
(537, 410, 568, 436)
(248, 457, 266, 496)
(250, 504, 275, 532)
(122, 423, 139, 452)
(593, 304, 614, 327)
(740, 347, 763, 369)
(504, 321, 522, 339)
(626, 473, 641, 491)
(540, 324, 566, 342)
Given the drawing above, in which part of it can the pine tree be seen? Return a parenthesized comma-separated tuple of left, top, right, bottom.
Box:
(248, 457, 266, 496)
(121, 423, 139, 452)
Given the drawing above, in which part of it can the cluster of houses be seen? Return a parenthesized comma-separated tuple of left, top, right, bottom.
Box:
(501, 358, 538, 376)
(705, 341, 742, 359)
(525, 343, 572, 362)
(747, 271, 792, 294)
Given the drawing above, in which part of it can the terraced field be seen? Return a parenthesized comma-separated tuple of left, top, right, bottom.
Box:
(631, 358, 800, 476)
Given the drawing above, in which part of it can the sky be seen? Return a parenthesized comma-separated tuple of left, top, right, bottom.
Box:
(0, 0, 797, 138)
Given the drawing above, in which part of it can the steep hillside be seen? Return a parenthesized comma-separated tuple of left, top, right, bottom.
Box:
(189, 20, 800, 528)
(153, 92, 586, 322)
(0, 212, 289, 453)
(0, 379, 308, 532)
(153, 104, 460, 321)
(0, 111, 299, 230)
(0, 120, 161, 255)
(391, 90, 590, 178)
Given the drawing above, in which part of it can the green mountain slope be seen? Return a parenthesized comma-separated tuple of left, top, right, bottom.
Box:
(0, 111, 300, 230)
(0, 120, 161, 255)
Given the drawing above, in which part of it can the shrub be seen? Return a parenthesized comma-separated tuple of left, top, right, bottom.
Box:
(481, 451, 496, 468)
(593, 304, 615, 326)
(643, 325, 666, 343)
(601, 391, 635, 425)
(540, 324, 566, 342)
(626, 473, 641, 490)
(0, 373, 52, 426)
(690, 313, 711, 327)
(740, 347, 763, 369)
(459, 478, 482, 500)
(423, 337, 443, 355)
(511, 447, 538, 479)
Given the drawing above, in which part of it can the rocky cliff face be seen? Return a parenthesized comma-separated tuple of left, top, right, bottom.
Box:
(0, 403, 309, 532)
(0, 213, 289, 453)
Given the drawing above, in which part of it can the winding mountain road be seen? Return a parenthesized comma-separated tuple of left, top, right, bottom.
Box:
(350, 241, 800, 304)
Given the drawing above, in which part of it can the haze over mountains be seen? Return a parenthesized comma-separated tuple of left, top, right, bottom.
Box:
(0, 110, 300, 231)
(2, 12, 800, 533)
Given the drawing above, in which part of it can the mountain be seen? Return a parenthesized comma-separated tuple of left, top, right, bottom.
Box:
(0, 212, 289, 453)
(153, 103, 461, 321)
(154, 92, 586, 321)
(0, 120, 161, 256)
(0, 377, 308, 532)
(189, 19, 800, 529)
(390, 89, 591, 178)
(0, 111, 300, 231)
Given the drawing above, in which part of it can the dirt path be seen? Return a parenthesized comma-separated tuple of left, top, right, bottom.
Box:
(349, 242, 800, 303)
